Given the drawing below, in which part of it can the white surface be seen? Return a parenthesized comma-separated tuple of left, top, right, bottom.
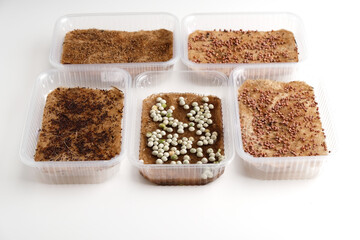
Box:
(0, 0, 359, 239)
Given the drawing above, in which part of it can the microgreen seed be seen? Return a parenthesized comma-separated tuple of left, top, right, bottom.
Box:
(206, 171, 213, 178)
(202, 96, 209, 102)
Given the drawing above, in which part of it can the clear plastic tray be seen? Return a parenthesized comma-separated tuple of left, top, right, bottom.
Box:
(181, 12, 307, 75)
(128, 71, 235, 185)
(19, 69, 131, 183)
(231, 66, 335, 180)
(49, 12, 180, 76)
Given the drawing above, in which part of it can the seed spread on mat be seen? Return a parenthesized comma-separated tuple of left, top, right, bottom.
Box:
(140, 94, 225, 167)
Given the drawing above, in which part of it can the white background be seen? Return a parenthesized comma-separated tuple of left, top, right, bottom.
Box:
(0, 0, 359, 239)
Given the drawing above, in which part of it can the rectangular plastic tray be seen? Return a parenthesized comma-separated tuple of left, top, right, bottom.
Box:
(49, 12, 180, 76)
(128, 71, 235, 185)
(19, 69, 131, 183)
(231, 66, 335, 180)
(181, 12, 307, 75)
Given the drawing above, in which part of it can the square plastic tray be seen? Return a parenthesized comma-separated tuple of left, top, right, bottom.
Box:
(231, 66, 335, 180)
(19, 69, 131, 183)
(181, 12, 307, 75)
(49, 12, 180, 76)
(128, 71, 235, 185)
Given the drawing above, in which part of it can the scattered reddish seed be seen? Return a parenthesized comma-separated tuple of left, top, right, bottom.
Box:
(188, 29, 298, 64)
(238, 80, 328, 157)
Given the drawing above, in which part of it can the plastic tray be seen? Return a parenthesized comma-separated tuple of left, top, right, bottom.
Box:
(128, 71, 235, 185)
(181, 12, 307, 75)
(231, 66, 335, 180)
(49, 12, 180, 76)
(19, 69, 131, 183)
